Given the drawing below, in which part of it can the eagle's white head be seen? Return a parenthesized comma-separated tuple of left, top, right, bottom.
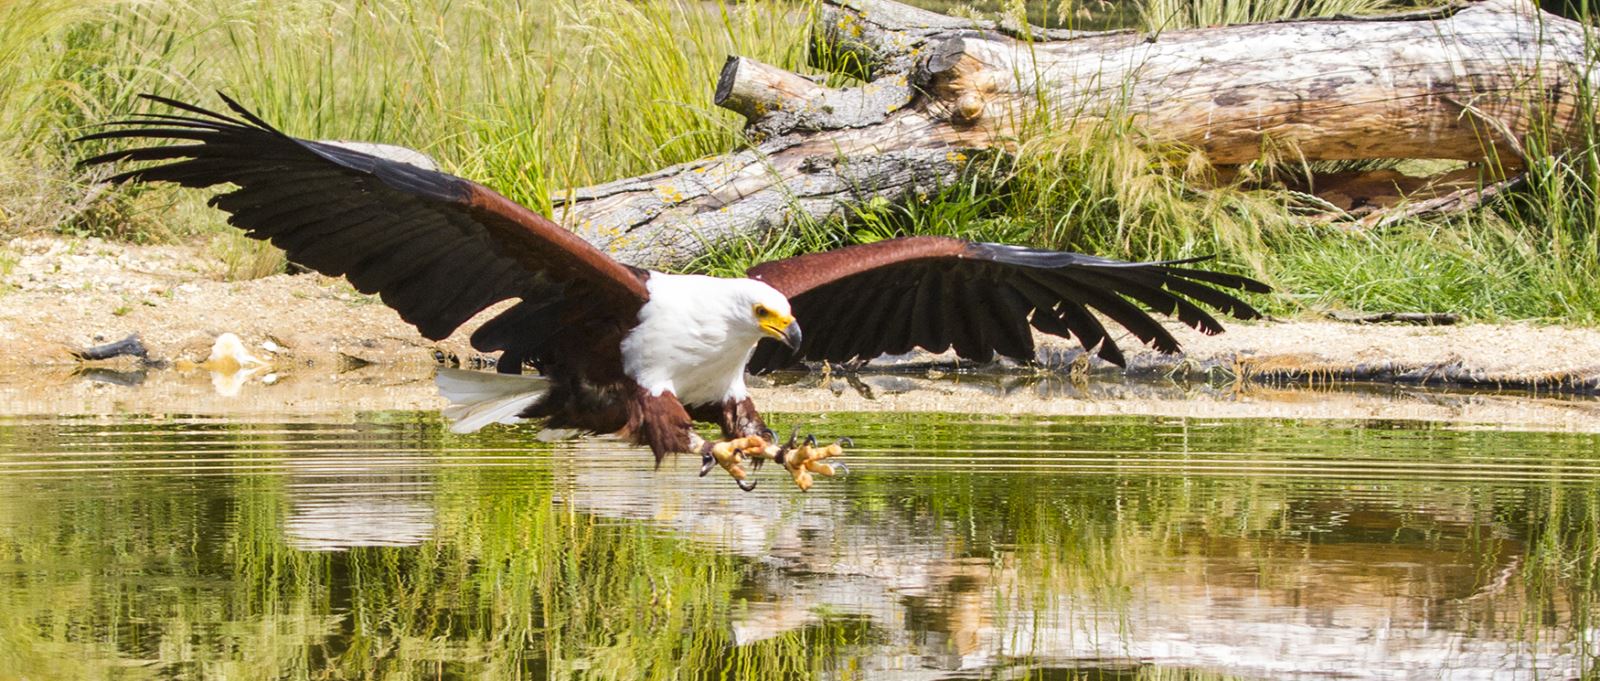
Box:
(725, 278, 802, 350)
(621, 273, 801, 404)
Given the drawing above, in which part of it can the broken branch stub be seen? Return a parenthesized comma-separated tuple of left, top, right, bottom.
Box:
(713, 55, 912, 138)
(549, 0, 1598, 269)
(714, 57, 826, 126)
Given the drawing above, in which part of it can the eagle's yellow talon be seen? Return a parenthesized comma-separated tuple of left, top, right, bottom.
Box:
(710, 441, 737, 464)
(730, 436, 768, 457)
(805, 460, 838, 476)
(777, 434, 851, 490)
(702, 435, 776, 491)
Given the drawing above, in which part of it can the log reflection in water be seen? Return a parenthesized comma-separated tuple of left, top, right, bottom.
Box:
(563, 448, 1582, 679)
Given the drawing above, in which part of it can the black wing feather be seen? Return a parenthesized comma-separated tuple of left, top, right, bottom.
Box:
(881, 282, 922, 356)
(950, 279, 993, 362)
(986, 285, 1037, 361)
(747, 236, 1268, 373)
(1048, 272, 1182, 354)
(908, 272, 946, 354)
(1071, 268, 1225, 336)
(845, 278, 900, 362)
(78, 94, 648, 368)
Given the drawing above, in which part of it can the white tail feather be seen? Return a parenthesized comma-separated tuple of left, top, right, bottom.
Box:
(435, 368, 548, 434)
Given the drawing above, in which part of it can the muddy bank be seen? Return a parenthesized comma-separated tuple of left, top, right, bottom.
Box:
(5, 363, 1600, 434)
(5, 235, 1600, 403)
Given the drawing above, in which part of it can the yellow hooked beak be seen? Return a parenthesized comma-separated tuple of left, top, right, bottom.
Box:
(760, 313, 803, 350)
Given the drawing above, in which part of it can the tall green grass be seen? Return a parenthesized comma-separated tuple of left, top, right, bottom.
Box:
(3, 0, 1599, 324)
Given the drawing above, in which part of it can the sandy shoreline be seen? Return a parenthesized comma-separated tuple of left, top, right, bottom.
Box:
(3, 234, 1600, 430)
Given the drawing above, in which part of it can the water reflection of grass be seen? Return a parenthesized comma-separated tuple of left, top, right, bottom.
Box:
(0, 418, 870, 679)
(1, 413, 1598, 677)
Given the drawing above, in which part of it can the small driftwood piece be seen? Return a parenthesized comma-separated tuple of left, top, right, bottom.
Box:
(1329, 312, 1462, 325)
(71, 333, 151, 362)
(530, 0, 1597, 268)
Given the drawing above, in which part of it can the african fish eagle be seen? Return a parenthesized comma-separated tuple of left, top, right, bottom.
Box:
(80, 94, 1269, 491)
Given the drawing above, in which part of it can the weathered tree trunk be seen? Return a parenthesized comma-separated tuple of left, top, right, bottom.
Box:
(551, 0, 1597, 269)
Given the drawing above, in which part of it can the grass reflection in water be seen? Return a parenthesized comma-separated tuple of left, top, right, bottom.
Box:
(0, 412, 1597, 679)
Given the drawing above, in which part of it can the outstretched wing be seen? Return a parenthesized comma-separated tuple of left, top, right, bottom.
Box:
(746, 236, 1269, 373)
(78, 94, 648, 370)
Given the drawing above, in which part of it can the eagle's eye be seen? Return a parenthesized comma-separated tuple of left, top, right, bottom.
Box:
(753, 304, 771, 318)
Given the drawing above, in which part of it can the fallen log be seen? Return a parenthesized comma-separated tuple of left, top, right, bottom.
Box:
(538, 0, 1597, 269)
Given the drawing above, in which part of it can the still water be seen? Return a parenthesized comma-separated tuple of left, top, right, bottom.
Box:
(1, 407, 1598, 680)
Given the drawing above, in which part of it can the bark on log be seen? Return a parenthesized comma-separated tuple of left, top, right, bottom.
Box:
(549, 0, 1598, 269)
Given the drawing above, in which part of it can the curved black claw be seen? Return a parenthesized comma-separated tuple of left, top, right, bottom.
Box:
(837, 436, 854, 447)
(760, 427, 777, 442)
(736, 478, 758, 492)
(832, 460, 850, 476)
(805, 434, 818, 447)
(699, 453, 717, 478)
